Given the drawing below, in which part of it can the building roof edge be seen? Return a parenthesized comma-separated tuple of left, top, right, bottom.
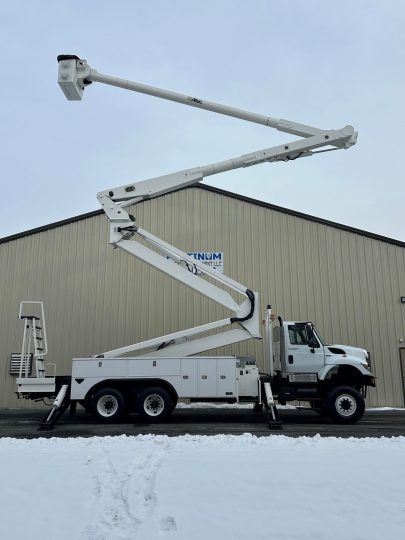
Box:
(197, 184, 405, 248)
(1, 185, 404, 249)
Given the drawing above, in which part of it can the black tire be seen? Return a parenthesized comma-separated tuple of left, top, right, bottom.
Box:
(326, 386, 365, 424)
(167, 395, 178, 414)
(90, 387, 126, 423)
(137, 386, 173, 423)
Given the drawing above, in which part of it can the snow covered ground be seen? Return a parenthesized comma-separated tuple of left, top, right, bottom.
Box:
(1, 434, 404, 540)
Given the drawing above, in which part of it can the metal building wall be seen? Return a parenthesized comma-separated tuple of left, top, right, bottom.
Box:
(1, 186, 404, 408)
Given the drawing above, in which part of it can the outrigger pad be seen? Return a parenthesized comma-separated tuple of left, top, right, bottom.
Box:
(266, 405, 283, 430)
(38, 402, 69, 430)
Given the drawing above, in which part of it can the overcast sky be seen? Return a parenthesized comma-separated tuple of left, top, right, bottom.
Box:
(1, 1, 404, 241)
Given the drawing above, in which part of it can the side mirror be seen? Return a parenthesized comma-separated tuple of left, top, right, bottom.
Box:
(307, 336, 317, 351)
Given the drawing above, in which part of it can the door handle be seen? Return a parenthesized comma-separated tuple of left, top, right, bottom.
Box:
(288, 355, 294, 364)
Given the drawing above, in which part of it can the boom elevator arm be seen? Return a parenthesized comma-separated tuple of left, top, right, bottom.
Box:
(57, 55, 357, 358)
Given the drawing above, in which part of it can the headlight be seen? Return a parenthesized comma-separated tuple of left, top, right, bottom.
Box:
(366, 351, 371, 370)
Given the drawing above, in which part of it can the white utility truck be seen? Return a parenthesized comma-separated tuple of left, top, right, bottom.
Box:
(15, 55, 375, 429)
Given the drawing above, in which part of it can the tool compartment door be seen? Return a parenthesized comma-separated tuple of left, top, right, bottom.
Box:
(197, 357, 237, 398)
(217, 357, 237, 398)
(180, 358, 198, 396)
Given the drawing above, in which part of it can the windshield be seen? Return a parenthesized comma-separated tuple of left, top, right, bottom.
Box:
(313, 325, 325, 346)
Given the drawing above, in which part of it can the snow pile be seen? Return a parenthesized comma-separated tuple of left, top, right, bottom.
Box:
(175, 402, 405, 411)
(176, 401, 297, 409)
(1, 434, 404, 540)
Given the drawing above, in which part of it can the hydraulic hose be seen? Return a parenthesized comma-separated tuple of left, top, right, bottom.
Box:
(230, 289, 255, 324)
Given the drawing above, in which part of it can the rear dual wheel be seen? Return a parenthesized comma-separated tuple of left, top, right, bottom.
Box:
(137, 386, 173, 423)
(90, 385, 175, 424)
(90, 387, 126, 423)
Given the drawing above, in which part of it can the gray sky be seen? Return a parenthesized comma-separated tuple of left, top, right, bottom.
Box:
(1, 1, 404, 240)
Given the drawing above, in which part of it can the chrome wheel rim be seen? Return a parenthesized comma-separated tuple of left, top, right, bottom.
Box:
(97, 395, 119, 417)
(144, 394, 165, 416)
(335, 394, 357, 417)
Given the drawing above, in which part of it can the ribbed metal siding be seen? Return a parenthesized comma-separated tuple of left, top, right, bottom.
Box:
(1, 187, 404, 408)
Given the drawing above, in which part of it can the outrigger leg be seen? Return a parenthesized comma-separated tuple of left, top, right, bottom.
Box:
(39, 383, 71, 430)
(262, 380, 282, 430)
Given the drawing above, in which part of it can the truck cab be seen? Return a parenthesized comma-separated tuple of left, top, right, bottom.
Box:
(270, 318, 375, 422)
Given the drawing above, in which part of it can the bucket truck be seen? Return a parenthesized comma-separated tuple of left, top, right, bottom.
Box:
(15, 55, 375, 429)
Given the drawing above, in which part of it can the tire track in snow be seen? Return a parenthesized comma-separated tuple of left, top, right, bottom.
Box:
(77, 440, 167, 540)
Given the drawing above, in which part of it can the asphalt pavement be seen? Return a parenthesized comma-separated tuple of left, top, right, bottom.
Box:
(0, 407, 404, 439)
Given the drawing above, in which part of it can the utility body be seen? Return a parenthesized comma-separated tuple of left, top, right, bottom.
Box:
(15, 56, 374, 428)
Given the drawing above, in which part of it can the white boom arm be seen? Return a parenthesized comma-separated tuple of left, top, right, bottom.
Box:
(57, 55, 357, 149)
(57, 55, 358, 358)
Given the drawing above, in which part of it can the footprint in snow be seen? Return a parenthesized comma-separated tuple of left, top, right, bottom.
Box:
(159, 516, 177, 534)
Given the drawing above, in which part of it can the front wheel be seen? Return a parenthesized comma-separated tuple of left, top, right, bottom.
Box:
(326, 386, 365, 424)
(137, 386, 174, 423)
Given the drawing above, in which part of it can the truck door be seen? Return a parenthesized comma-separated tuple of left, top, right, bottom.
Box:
(286, 323, 325, 374)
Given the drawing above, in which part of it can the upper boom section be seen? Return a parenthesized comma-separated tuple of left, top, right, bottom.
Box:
(57, 55, 357, 150)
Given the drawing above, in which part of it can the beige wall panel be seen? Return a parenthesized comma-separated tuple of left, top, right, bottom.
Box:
(1, 186, 404, 408)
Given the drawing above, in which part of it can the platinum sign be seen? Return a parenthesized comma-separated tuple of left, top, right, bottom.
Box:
(187, 252, 224, 273)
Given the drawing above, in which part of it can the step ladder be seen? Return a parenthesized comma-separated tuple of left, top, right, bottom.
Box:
(19, 301, 48, 378)
(16, 301, 56, 395)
